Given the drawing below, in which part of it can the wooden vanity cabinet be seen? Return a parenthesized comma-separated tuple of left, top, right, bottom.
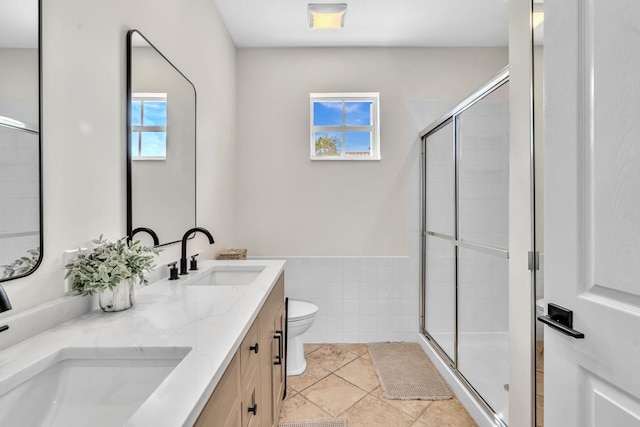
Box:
(194, 273, 286, 427)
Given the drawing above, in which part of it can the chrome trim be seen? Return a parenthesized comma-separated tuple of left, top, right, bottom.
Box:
(454, 240, 509, 259)
(419, 66, 509, 138)
(426, 231, 454, 241)
(419, 136, 426, 333)
(0, 116, 39, 134)
(453, 113, 460, 367)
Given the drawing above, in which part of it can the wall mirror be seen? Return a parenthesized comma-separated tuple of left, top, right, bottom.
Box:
(126, 30, 196, 246)
(0, 0, 42, 282)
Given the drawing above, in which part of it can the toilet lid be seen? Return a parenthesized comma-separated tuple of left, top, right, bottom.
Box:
(288, 300, 318, 320)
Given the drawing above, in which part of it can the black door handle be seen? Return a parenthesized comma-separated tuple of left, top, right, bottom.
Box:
(250, 343, 259, 354)
(274, 330, 283, 365)
(537, 302, 584, 339)
(247, 403, 258, 415)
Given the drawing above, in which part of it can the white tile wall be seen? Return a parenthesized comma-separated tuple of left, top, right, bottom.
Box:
(252, 255, 419, 343)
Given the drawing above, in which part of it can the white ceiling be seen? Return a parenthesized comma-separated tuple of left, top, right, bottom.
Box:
(211, 0, 509, 48)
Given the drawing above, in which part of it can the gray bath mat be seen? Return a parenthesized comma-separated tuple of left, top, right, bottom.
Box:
(368, 342, 452, 400)
(279, 419, 348, 427)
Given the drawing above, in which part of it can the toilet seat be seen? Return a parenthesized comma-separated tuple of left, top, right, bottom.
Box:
(288, 300, 318, 322)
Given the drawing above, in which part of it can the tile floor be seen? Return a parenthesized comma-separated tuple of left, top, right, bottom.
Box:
(536, 340, 544, 427)
(279, 344, 478, 427)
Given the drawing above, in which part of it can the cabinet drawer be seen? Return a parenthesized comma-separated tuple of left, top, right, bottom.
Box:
(241, 368, 261, 427)
(240, 318, 260, 388)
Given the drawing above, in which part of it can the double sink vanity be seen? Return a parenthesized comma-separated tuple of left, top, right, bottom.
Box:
(0, 260, 286, 427)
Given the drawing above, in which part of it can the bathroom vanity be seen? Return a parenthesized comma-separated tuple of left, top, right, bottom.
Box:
(0, 260, 286, 427)
(195, 272, 285, 427)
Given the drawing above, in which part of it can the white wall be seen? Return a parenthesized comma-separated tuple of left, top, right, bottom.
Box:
(236, 47, 508, 257)
(238, 47, 508, 343)
(0, 0, 237, 315)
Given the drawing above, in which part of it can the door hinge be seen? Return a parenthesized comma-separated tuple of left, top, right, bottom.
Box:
(528, 251, 540, 271)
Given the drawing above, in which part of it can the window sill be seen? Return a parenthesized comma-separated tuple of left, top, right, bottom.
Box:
(311, 156, 381, 161)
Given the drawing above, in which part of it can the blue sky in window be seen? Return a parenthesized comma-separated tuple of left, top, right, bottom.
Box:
(143, 102, 167, 126)
(345, 131, 371, 152)
(314, 101, 372, 126)
(131, 102, 142, 126)
(140, 132, 167, 157)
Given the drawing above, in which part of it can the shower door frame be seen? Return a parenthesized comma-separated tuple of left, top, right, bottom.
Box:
(419, 67, 510, 427)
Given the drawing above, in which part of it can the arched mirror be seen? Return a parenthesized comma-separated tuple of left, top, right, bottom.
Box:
(126, 30, 196, 246)
(0, 0, 42, 281)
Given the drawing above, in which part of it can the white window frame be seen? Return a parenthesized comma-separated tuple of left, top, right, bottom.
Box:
(131, 92, 167, 161)
(310, 92, 380, 161)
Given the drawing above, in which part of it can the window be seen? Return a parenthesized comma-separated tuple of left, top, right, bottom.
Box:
(131, 93, 167, 160)
(310, 92, 380, 160)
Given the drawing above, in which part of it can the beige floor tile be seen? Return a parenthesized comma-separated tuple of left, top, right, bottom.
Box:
(536, 371, 544, 397)
(371, 386, 433, 419)
(279, 394, 331, 422)
(287, 361, 332, 392)
(361, 352, 371, 361)
(536, 394, 544, 427)
(342, 394, 415, 427)
(305, 344, 358, 372)
(334, 357, 380, 392)
(414, 399, 477, 427)
(285, 385, 298, 399)
(536, 340, 544, 373)
(301, 374, 368, 417)
(337, 343, 369, 356)
(305, 343, 323, 354)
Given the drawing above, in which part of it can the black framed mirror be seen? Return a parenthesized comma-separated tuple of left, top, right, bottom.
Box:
(0, 0, 43, 282)
(126, 30, 196, 246)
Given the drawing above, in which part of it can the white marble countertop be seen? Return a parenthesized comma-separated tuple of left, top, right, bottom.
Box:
(0, 259, 285, 427)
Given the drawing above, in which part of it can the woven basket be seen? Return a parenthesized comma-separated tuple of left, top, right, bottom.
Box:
(218, 249, 247, 260)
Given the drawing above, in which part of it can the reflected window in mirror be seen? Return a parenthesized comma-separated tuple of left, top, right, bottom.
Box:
(126, 30, 196, 247)
(0, 0, 43, 282)
(131, 93, 167, 160)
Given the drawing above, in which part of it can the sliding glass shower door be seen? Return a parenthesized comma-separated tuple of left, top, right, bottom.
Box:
(421, 74, 509, 426)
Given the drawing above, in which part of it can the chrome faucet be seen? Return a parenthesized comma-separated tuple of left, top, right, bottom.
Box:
(180, 227, 215, 275)
(0, 284, 12, 313)
(129, 227, 160, 246)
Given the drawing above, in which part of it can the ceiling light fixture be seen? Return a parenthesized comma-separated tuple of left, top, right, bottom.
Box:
(307, 3, 347, 30)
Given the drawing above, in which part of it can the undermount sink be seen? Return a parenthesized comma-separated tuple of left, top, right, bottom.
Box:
(187, 266, 265, 287)
(0, 346, 191, 427)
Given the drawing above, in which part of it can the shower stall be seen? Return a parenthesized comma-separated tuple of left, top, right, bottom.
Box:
(420, 68, 509, 426)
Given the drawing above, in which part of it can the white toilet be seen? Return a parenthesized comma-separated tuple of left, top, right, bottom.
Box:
(287, 300, 319, 376)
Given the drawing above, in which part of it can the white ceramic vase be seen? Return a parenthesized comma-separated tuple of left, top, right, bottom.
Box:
(99, 278, 136, 312)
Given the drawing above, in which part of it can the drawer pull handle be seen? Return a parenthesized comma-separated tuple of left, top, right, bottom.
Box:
(250, 343, 259, 354)
(274, 330, 283, 365)
(248, 403, 258, 415)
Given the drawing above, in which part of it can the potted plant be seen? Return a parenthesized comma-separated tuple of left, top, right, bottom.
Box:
(64, 235, 160, 312)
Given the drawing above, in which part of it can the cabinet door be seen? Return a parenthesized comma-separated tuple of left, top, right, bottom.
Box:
(272, 302, 286, 421)
(194, 353, 241, 427)
(259, 317, 274, 427)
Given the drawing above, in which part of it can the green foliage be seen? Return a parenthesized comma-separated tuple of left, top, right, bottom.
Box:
(315, 135, 341, 156)
(1, 247, 40, 279)
(64, 235, 160, 296)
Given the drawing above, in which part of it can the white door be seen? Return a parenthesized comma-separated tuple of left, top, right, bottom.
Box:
(545, 0, 640, 426)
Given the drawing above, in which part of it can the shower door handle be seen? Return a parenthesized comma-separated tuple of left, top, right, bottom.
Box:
(537, 303, 584, 339)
